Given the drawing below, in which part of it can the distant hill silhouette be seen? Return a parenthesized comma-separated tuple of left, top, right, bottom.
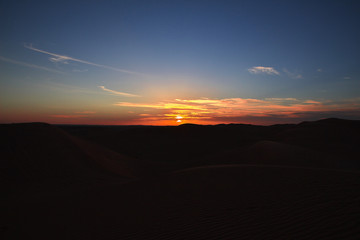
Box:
(60, 118, 360, 169)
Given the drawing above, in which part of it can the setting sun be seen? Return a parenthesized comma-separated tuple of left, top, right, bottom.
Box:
(176, 115, 183, 123)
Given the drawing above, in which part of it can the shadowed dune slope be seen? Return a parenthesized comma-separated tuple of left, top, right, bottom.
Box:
(9, 165, 360, 240)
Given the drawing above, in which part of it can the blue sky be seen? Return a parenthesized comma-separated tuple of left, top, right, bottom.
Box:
(1, 0, 360, 125)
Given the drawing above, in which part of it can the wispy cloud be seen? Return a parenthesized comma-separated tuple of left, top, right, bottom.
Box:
(24, 44, 145, 76)
(0, 55, 65, 74)
(49, 56, 69, 64)
(248, 66, 280, 75)
(265, 98, 298, 101)
(283, 68, 302, 79)
(317, 68, 323, 72)
(99, 86, 140, 97)
(115, 101, 206, 110)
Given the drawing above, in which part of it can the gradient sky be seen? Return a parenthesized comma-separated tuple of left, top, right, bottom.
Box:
(1, 0, 360, 125)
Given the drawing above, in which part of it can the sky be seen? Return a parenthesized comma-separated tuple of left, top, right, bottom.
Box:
(1, 0, 360, 125)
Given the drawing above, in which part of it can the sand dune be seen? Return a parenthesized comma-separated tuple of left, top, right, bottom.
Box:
(8, 165, 360, 239)
(2, 119, 360, 239)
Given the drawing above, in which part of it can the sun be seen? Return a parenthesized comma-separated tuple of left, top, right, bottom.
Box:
(176, 115, 183, 123)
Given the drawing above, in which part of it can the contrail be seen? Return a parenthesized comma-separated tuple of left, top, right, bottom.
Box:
(24, 44, 145, 76)
(99, 86, 140, 97)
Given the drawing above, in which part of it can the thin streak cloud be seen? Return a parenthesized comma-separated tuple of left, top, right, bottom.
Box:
(99, 86, 140, 97)
(0, 55, 65, 74)
(24, 44, 145, 76)
(248, 66, 280, 75)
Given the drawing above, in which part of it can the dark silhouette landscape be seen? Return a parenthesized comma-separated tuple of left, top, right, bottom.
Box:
(2, 1, 360, 239)
(2, 118, 360, 239)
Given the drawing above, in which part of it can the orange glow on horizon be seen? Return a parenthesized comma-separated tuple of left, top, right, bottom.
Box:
(112, 97, 360, 126)
(4, 97, 359, 126)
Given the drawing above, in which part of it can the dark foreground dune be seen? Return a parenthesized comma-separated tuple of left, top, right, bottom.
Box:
(2, 119, 360, 239)
(7, 166, 360, 239)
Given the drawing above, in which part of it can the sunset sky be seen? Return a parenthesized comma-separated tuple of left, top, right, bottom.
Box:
(1, 1, 360, 125)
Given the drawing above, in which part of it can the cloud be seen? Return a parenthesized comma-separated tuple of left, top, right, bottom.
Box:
(115, 102, 206, 110)
(114, 97, 360, 125)
(115, 97, 317, 113)
(24, 44, 145, 76)
(317, 68, 323, 72)
(0, 55, 65, 74)
(283, 68, 302, 79)
(304, 100, 321, 104)
(344, 76, 351, 80)
(99, 86, 140, 97)
(248, 66, 280, 75)
(265, 98, 298, 101)
(49, 56, 69, 64)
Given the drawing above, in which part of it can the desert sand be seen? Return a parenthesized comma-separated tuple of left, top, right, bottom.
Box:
(2, 119, 360, 239)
